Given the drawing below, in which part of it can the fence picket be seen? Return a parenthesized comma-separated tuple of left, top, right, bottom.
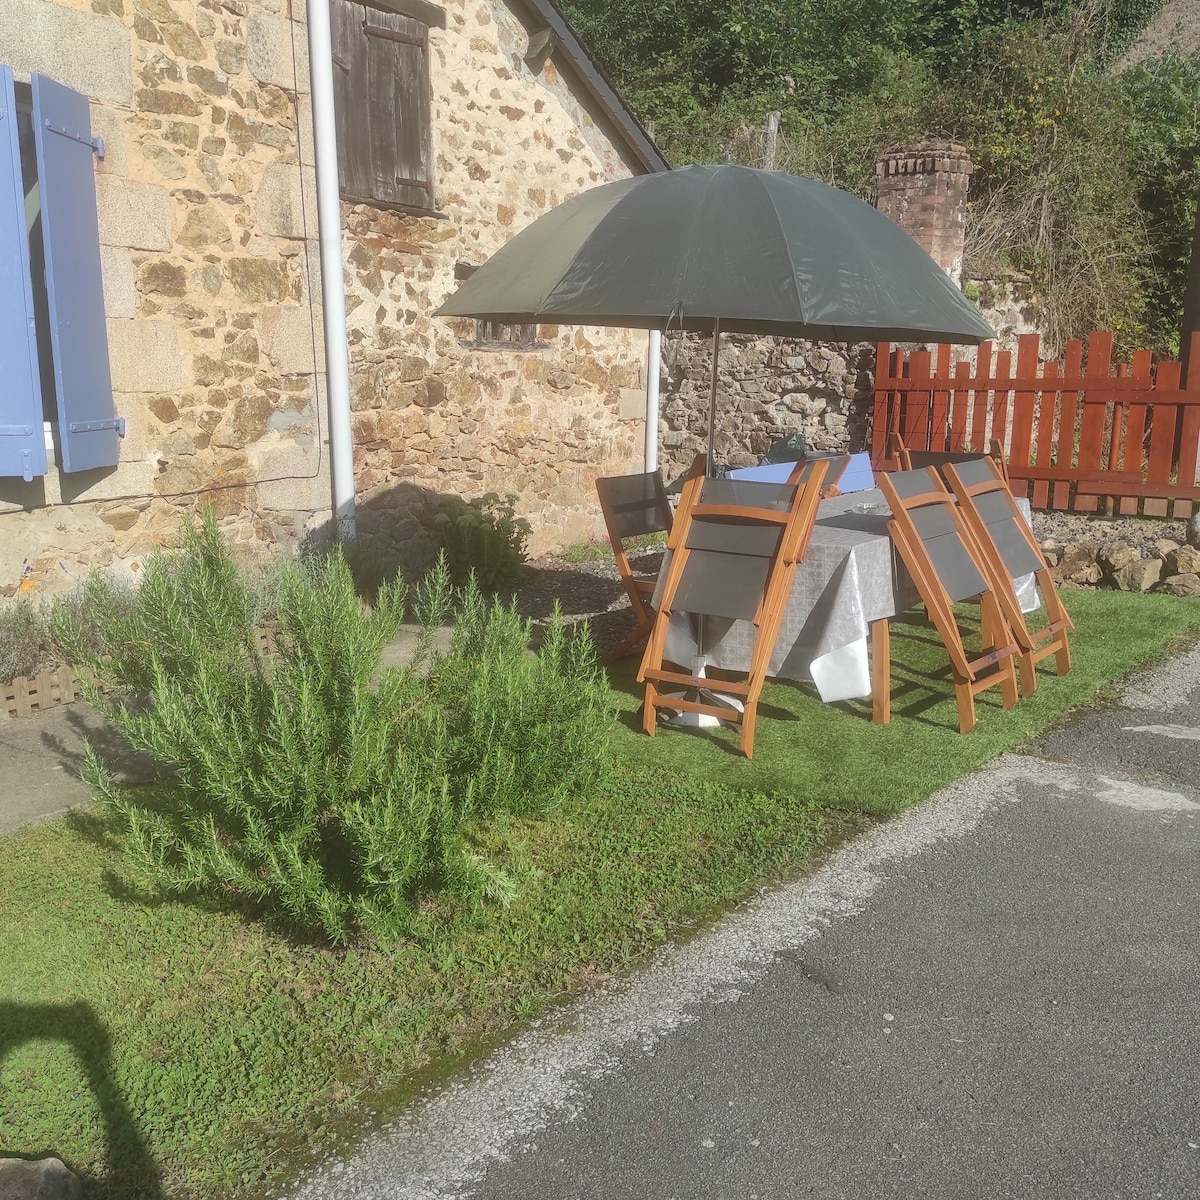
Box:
(1031, 359, 1060, 510)
(871, 341, 894, 466)
(872, 329, 1199, 518)
(1144, 360, 1181, 518)
(905, 350, 933, 449)
(969, 342, 993, 454)
(1008, 334, 1040, 474)
(930, 343, 953, 451)
(1175, 331, 1200, 518)
(949, 359, 971, 451)
(1073, 332, 1114, 513)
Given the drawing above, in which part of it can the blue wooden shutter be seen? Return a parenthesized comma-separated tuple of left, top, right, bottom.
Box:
(0, 65, 46, 482)
(32, 73, 120, 473)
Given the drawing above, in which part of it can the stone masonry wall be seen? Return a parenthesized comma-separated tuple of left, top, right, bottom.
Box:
(342, 0, 648, 573)
(0, 0, 649, 599)
(0, 0, 329, 598)
(657, 334, 876, 484)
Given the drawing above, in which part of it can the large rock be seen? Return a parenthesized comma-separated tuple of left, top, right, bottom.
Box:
(1113, 557, 1162, 592)
(1187, 511, 1200, 550)
(1052, 541, 1101, 585)
(1165, 544, 1200, 576)
(1098, 542, 1140, 576)
(1158, 573, 1200, 598)
(0, 1157, 81, 1200)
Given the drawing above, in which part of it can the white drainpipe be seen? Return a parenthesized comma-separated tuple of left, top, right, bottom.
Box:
(644, 328, 661, 472)
(307, 0, 357, 539)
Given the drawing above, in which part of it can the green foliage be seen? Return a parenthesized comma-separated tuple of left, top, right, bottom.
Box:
(564, 0, 1196, 356)
(0, 599, 51, 681)
(3, 587, 1197, 1198)
(53, 509, 612, 945)
(0, 586, 136, 682)
(430, 492, 532, 591)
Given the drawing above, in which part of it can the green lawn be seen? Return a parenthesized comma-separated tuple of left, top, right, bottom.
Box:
(0, 587, 1196, 1199)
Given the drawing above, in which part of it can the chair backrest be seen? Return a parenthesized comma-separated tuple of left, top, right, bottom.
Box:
(666, 463, 829, 624)
(882, 468, 991, 605)
(890, 432, 1009, 485)
(941, 457, 1043, 584)
(595, 470, 672, 544)
(877, 466, 1022, 730)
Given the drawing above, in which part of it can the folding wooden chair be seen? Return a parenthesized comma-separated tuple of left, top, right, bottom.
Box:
(877, 467, 1021, 734)
(942, 456, 1072, 698)
(595, 467, 676, 664)
(637, 459, 829, 758)
(889, 432, 1010, 485)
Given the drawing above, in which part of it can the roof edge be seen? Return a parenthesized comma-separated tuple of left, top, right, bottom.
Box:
(515, 0, 670, 174)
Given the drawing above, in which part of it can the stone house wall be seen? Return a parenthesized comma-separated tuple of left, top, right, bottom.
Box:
(340, 0, 649, 572)
(0, 0, 329, 598)
(0, 0, 649, 599)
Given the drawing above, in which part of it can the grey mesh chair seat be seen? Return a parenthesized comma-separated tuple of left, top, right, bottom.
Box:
(595, 467, 677, 664)
(942, 456, 1072, 698)
(877, 466, 1021, 733)
(638, 461, 830, 758)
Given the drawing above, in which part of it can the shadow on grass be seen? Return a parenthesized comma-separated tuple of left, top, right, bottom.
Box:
(0, 1002, 163, 1199)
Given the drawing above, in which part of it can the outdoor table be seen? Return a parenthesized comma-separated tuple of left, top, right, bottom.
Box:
(653, 487, 1039, 704)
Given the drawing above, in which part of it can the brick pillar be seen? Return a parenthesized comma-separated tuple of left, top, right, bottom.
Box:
(875, 141, 973, 285)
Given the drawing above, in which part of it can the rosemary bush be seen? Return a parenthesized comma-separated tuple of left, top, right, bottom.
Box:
(55, 510, 612, 944)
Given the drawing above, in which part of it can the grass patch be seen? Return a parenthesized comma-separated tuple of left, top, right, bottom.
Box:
(558, 530, 667, 564)
(0, 587, 1196, 1198)
(606, 588, 1200, 814)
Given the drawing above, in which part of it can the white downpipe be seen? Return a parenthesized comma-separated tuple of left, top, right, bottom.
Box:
(307, 0, 357, 539)
(644, 328, 661, 472)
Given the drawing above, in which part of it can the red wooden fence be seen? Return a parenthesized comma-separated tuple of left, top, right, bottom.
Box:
(872, 330, 1200, 518)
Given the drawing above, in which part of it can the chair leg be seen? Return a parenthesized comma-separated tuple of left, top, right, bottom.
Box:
(999, 658, 1019, 710)
(739, 704, 757, 759)
(870, 617, 891, 725)
(642, 679, 660, 737)
(1054, 637, 1071, 676)
(954, 678, 977, 733)
(1018, 650, 1038, 698)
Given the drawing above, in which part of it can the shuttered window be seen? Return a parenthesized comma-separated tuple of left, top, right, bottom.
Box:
(0, 66, 117, 481)
(0, 65, 45, 482)
(331, 0, 436, 213)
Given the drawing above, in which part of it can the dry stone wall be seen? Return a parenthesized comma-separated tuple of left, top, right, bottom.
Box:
(657, 333, 876, 483)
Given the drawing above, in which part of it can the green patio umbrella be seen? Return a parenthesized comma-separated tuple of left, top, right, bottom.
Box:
(435, 164, 993, 466)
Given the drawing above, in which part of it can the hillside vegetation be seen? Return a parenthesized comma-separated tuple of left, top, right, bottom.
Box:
(565, 0, 1200, 356)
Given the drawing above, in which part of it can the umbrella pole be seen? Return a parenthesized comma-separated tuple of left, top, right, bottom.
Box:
(705, 319, 721, 475)
(665, 317, 744, 729)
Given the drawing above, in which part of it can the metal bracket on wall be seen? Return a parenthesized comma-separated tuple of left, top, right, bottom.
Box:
(43, 119, 104, 160)
(68, 417, 125, 437)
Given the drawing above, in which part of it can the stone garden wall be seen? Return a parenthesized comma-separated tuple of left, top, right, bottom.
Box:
(657, 334, 876, 483)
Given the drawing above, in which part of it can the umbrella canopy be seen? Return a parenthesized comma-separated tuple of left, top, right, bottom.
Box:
(435, 164, 994, 345)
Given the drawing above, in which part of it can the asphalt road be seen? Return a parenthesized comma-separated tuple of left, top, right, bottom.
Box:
(292, 642, 1200, 1200)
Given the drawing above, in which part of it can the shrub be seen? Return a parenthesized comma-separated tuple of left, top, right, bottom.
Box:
(54, 508, 613, 944)
(0, 600, 51, 682)
(430, 492, 532, 591)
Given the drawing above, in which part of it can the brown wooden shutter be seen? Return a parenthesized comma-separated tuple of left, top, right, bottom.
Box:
(330, 0, 434, 212)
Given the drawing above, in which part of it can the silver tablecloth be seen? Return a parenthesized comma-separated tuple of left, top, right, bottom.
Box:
(653, 488, 1038, 699)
